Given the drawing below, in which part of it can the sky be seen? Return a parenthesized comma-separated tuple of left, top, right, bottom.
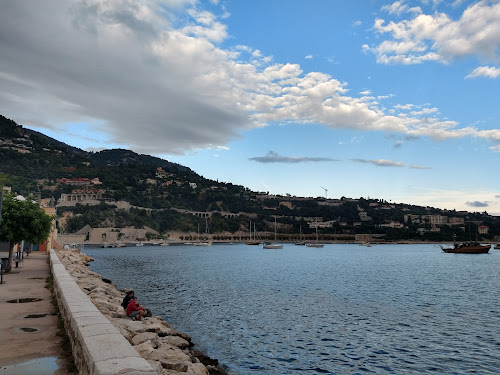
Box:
(0, 0, 499, 214)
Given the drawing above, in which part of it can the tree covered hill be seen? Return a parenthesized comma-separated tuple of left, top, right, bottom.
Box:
(1, 115, 499, 241)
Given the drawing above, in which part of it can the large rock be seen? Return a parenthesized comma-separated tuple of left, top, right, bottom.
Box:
(111, 318, 147, 335)
(185, 363, 209, 375)
(132, 332, 160, 347)
(149, 344, 191, 362)
(134, 340, 155, 359)
(160, 336, 190, 349)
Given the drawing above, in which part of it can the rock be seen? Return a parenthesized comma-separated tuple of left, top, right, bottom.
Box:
(159, 360, 188, 372)
(111, 318, 146, 335)
(191, 351, 219, 367)
(149, 344, 191, 362)
(160, 336, 190, 349)
(147, 360, 163, 375)
(134, 340, 155, 359)
(185, 363, 209, 375)
(145, 323, 176, 337)
(132, 332, 160, 347)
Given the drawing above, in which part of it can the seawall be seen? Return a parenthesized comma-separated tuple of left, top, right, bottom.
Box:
(49, 249, 222, 375)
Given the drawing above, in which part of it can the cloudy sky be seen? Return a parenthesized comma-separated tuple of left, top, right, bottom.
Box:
(1, 0, 499, 214)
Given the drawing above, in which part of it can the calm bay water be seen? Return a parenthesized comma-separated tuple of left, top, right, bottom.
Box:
(85, 243, 500, 374)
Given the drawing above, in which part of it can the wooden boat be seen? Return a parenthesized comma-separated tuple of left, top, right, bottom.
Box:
(440, 242, 490, 254)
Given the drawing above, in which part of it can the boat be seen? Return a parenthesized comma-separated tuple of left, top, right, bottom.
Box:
(494, 244, 500, 250)
(263, 217, 283, 249)
(441, 232, 490, 254)
(440, 242, 490, 254)
(194, 222, 212, 246)
(306, 226, 324, 248)
(246, 221, 260, 245)
(360, 242, 372, 247)
(159, 242, 170, 246)
(295, 225, 305, 245)
(135, 242, 144, 247)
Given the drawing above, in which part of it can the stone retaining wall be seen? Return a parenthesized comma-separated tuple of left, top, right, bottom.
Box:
(49, 250, 157, 375)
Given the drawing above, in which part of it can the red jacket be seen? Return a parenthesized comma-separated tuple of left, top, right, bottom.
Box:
(126, 300, 144, 315)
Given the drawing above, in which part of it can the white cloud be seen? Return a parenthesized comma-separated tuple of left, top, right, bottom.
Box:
(382, 1, 422, 15)
(352, 158, 430, 169)
(466, 66, 500, 79)
(0, 0, 498, 156)
(368, 1, 500, 68)
(305, 54, 313, 59)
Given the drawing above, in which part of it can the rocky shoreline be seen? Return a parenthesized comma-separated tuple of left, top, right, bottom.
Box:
(56, 249, 227, 375)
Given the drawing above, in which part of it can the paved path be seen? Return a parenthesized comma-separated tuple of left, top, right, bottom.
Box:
(0, 251, 73, 374)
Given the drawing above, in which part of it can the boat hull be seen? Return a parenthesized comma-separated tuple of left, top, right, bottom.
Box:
(441, 244, 490, 254)
(263, 243, 283, 249)
(306, 243, 324, 248)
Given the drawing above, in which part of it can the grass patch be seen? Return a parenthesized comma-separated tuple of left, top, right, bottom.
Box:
(46, 274, 78, 374)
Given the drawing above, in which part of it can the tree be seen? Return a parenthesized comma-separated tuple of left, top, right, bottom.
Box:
(0, 193, 54, 272)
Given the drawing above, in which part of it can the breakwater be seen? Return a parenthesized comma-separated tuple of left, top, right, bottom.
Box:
(50, 249, 226, 375)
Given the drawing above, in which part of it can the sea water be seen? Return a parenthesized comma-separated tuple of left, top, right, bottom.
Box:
(85, 244, 500, 374)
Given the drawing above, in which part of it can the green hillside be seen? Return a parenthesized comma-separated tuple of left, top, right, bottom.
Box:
(1, 115, 499, 242)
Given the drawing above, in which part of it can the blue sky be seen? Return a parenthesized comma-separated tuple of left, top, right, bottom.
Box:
(0, 0, 499, 214)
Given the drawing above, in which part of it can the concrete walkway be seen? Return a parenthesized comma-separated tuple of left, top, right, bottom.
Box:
(0, 251, 74, 374)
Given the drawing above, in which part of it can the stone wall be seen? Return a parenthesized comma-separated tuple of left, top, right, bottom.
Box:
(49, 249, 222, 375)
(49, 250, 157, 375)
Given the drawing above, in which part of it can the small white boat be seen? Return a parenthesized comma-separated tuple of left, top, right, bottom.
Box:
(306, 243, 324, 248)
(263, 242, 283, 249)
(263, 216, 282, 249)
(194, 241, 212, 246)
(360, 242, 372, 247)
(306, 226, 324, 248)
(135, 242, 144, 247)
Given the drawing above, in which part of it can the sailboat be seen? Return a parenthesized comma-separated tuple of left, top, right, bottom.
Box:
(194, 221, 212, 246)
(295, 225, 305, 245)
(263, 216, 283, 249)
(306, 226, 324, 248)
(246, 221, 260, 245)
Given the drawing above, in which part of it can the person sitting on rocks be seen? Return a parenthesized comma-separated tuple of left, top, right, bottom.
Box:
(126, 296, 145, 321)
(121, 290, 134, 310)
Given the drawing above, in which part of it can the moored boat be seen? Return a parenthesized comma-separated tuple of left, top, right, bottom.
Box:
(440, 242, 490, 254)
(263, 216, 282, 249)
(306, 226, 324, 248)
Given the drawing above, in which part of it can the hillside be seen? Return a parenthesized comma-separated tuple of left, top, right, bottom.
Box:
(1, 115, 499, 242)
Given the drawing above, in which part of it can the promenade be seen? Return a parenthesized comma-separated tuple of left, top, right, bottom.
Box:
(0, 251, 74, 375)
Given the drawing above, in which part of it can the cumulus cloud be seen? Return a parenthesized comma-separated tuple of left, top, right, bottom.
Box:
(466, 201, 489, 207)
(466, 66, 500, 79)
(351, 158, 430, 169)
(0, 0, 499, 155)
(366, 1, 500, 71)
(250, 151, 338, 164)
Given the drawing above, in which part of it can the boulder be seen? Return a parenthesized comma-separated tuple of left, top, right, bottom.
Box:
(111, 318, 146, 335)
(149, 344, 191, 362)
(147, 360, 163, 375)
(160, 336, 190, 349)
(132, 332, 160, 347)
(185, 363, 209, 375)
(134, 340, 155, 359)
